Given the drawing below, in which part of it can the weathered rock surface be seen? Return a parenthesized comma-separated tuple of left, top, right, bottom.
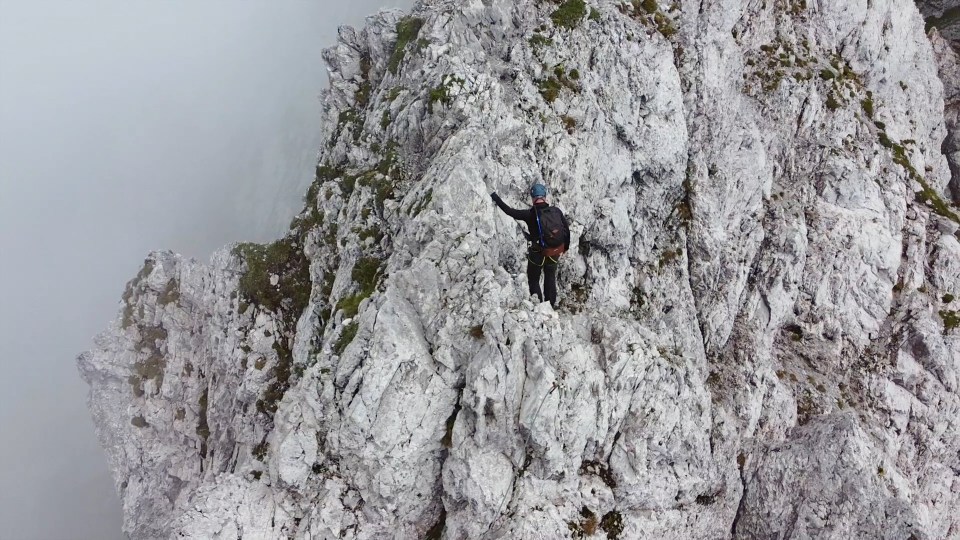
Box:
(79, 0, 960, 538)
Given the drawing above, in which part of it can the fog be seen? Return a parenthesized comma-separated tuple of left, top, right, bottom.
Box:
(0, 1, 412, 538)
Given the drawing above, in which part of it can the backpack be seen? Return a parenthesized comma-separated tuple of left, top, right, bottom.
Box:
(536, 206, 569, 253)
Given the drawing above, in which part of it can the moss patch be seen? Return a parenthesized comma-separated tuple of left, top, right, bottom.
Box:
(551, 0, 587, 29)
(879, 132, 960, 224)
(428, 75, 465, 113)
(529, 33, 554, 48)
(940, 310, 960, 332)
(537, 65, 580, 103)
(388, 17, 425, 75)
(619, 0, 677, 38)
(334, 320, 359, 355)
(233, 236, 311, 317)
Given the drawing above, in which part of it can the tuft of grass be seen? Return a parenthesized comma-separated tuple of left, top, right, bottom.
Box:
(386, 86, 405, 101)
(589, 7, 601, 20)
(428, 75, 465, 113)
(551, 0, 587, 29)
(529, 33, 553, 48)
(860, 92, 874, 119)
(825, 93, 841, 111)
(538, 77, 563, 102)
(940, 310, 960, 332)
(233, 237, 311, 317)
(334, 321, 359, 355)
(537, 66, 580, 103)
(388, 17, 425, 75)
(335, 256, 384, 319)
(943, 293, 955, 303)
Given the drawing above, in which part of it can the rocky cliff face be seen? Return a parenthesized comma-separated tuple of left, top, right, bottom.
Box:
(79, 0, 960, 538)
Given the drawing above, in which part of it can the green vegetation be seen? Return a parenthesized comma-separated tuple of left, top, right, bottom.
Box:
(428, 75, 465, 113)
(355, 54, 372, 108)
(940, 309, 960, 332)
(537, 65, 580, 103)
(388, 17, 425, 75)
(943, 293, 955, 303)
(826, 93, 841, 111)
(334, 320, 359, 355)
(336, 256, 384, 319)
(529, 33, 554, 48)
(551, 0, 587, 29)
(233, 237, 311, 317)
(621, 0, 676, 38)
(386, 86, 405, 101)
(120, 259, 156, 328)
(589, 7, 601, 21)
(876, 130, 960, 224)
(861, 91, 874, 119)
(257, 340, 294, 415)
(410, 189, 433, 217)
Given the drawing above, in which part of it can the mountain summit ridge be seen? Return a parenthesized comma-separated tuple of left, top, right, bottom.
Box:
(80, 0, 960, 538)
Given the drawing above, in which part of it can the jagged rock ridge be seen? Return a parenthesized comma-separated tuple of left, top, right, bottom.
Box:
(79, 0, 960, 538)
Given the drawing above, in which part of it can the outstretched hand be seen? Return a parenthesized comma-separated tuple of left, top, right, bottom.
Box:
(490, 192, 500, 203)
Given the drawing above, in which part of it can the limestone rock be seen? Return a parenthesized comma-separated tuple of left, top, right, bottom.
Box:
(79, 0, 960, 538)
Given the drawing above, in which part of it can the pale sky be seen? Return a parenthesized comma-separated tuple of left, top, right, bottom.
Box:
(0, 1, 412, 538)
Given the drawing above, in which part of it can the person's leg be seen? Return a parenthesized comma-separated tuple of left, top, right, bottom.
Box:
(543, 262, 558, 307)
(526, 256, 544, 302)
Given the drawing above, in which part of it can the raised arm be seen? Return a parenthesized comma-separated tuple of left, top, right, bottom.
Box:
(491, 193, 531, 221)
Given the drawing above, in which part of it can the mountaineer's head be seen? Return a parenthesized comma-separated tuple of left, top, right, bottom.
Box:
(530, 183, 547, 205)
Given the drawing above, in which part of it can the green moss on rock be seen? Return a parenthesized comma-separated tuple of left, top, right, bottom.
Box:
(551, 0, 587, 29)
(388, 17, 425, 75)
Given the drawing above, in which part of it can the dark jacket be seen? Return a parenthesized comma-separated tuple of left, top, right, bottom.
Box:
(494, 197, 570, 253)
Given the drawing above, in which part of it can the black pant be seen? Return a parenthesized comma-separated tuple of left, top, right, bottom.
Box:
(527, 252, 558, 306)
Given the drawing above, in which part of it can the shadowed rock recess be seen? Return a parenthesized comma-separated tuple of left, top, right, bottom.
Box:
(78, 0, 960, 538)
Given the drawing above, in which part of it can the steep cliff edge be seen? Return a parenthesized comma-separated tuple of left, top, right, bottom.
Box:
(79, 0, 960, 538)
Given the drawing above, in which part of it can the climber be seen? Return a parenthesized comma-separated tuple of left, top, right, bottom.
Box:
(491, 183, 570, 308)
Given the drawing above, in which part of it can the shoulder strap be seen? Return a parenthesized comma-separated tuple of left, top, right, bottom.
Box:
(534, 207, 545, 247)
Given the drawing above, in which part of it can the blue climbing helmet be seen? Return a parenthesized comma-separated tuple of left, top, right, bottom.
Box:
(530, 183, 547, 199)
